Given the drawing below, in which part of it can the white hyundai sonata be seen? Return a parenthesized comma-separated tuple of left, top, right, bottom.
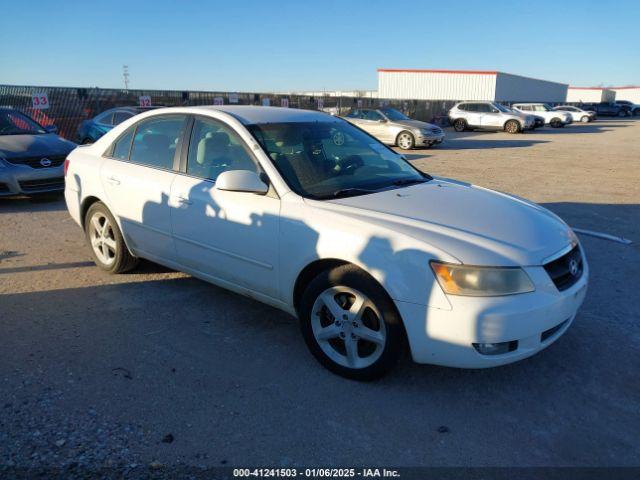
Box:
(64, 106, 588, 379)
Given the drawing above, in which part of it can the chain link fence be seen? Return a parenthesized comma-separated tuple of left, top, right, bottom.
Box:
(0, 85, 456, 141)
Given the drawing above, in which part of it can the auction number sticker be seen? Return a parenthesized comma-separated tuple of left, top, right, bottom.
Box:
(139, 95, 152, 107)
(32, 93, 49, 109)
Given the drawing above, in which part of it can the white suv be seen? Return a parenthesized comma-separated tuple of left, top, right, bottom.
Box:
(448, 101, 534, 134)
(512, 103, 572, 128)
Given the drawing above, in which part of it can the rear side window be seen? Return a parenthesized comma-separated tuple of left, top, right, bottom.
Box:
(465, 104, 479, 112)
(95, 111, 113, 125)
(111, 130, 134, 160)
(345, 110, 360, 118)
(129, 115, 187, 169)
(457, 104, 468, 111)
(362, 110, 383, 121)
(113, 111, 133, 125)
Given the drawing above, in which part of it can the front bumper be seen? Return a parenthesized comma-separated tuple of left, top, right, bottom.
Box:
(415, 132, 445, 145)
(0, 163, 65, 196)
(396, 253, 589, 368)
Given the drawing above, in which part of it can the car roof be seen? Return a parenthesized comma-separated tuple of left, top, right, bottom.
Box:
(185, 105, 337, 125)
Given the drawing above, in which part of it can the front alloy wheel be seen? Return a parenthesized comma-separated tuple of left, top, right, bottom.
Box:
(505, 120, 520, 134)
(580, 116, 590, 123)
(396, 131, 415, 150)
(299, 265, 405, 380)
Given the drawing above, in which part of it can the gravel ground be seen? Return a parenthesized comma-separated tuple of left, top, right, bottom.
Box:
(1, 118, 639, 476)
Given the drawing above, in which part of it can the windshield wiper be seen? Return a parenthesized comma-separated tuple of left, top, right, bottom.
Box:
(391, 178, 428, 187)
(325, 187, 379, 199)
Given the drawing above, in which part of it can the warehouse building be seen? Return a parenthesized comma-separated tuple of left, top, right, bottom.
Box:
(611, 86, 640, 103)
(566, 87, 616, 103)
(377, 69, 568, 102)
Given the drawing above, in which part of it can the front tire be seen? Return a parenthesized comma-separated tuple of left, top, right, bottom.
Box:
(550, 118, 562, 128)
(84, 202, 138, 274)
(580, 116, 590, 123)
(453, 118, 467, 132)
(299, 265, 405, 380)
(504, 120, 521, 134)
(618, 110, 626, 117)
(396, 131, 415, 150)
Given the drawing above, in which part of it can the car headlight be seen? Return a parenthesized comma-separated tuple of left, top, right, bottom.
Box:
(430, 262, 535, 296)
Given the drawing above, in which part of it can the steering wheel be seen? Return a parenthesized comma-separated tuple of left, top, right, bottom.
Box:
(338, 155, 364, 175)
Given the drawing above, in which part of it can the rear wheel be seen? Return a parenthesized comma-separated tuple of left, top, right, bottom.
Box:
(84, 202, 138, 274)
(396, 131, 415, 150)
(299, 265, 405, 380)
(504, 120, 521, 134)
(580, 116, 590, 123)
(550, 118, 562, 128)
(618, 110, 626, 117)
(453, 119, 467, 132)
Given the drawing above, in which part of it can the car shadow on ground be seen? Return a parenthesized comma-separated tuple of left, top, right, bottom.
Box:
(0, 194, 66, 214)
(439, 139, 549, 150)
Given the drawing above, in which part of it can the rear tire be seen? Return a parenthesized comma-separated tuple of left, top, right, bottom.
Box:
(504, 120, 521, 134)
(396, 131, 415, 150)
(84, 202, 138, 274)
(618, 110, 626, 117)
(299, 264, 405, 380)
(550, 118, 562, 128)
(453, 119, 467, 132)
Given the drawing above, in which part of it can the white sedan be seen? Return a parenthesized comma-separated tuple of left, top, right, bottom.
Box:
(64, 106, 588, 380)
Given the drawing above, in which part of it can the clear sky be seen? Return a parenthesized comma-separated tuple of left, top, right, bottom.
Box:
(1, 0, 639, 92)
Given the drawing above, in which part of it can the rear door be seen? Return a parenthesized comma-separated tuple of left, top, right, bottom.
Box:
(100, 114, 188, 261)
(463, 103, 483, 127)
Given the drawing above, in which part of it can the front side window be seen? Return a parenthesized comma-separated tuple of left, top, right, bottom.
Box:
(476, 103, 492, 113)
(128, 115, 187, 169)
(361, 110, 383, 121)
(187, 117, 258, 180)
(379, 108, 409, 121)
(493, 103, 511, 113)
(248, 120, 428, 199)
(345, 110, 361, 118)
(0, 110, 46, 135)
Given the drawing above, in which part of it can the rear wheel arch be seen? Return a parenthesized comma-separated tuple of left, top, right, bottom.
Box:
(80, 196, 102, 228)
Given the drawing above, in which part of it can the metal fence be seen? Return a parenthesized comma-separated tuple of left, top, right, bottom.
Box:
(0, 85, 457, 142)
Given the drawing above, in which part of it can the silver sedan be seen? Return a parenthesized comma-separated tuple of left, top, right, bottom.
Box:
(342, 107, 444, 150)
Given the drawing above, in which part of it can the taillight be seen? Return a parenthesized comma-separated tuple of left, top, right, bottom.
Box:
(63, 158, 70, 177)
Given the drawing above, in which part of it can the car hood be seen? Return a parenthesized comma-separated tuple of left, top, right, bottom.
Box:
(0, 134, 76, 159)
(318, 178, 574, 266)
(390, 119, 440, 130)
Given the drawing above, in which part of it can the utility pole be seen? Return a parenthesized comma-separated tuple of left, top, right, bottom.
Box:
(123, 65, 130, 92)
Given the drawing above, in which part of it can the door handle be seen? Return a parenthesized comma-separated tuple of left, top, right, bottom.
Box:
(106, 176, 120, 185)
(176, 195, 192, 205)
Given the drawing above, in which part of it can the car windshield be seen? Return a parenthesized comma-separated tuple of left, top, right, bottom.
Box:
(248, 120, 429, 199)
(379, 108, 410, 121)
(493, 103, 511, 113)
(0, 110, 46, 135)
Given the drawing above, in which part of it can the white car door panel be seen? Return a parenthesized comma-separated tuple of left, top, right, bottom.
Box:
(100, 161, 177, 261)
(170, 176, 280, 298)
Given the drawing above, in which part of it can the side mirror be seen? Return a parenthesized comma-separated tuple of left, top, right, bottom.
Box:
(492, 109, 499, 113)
(215, 170, 269, 195)
(378, 118, 387, 123)
(44, 125, 58, 134)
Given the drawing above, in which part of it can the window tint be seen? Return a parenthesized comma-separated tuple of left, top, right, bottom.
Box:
(95, 111, 113, 125)
(113, 111, 133, 125)
(187, 117, 257, 180)
(345, 110, 360, 118)
(111, 130, 134, 160)
(129, 115, 186, 169)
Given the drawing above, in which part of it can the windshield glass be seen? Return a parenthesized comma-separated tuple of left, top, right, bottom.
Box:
(0, 110, 46, 135)
(248, 120, 429, 199)
(379, 108, 410, 121)
(493, 103, 511, 113)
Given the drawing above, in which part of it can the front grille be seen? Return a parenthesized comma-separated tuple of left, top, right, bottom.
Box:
(541, 320, 569, 342)
(5, 155, 66, 169)
(19, 177, 65, 193)
(543, 245, 583, 291)
(0, 182, 9, 193)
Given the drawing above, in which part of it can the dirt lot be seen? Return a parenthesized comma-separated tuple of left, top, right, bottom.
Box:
(1, 118, 639, 472)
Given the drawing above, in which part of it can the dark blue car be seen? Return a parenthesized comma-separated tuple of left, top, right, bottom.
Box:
(76, 106, 157, 144)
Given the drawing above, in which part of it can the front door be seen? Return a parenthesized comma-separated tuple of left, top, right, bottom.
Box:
(169, 115, 281, 299)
